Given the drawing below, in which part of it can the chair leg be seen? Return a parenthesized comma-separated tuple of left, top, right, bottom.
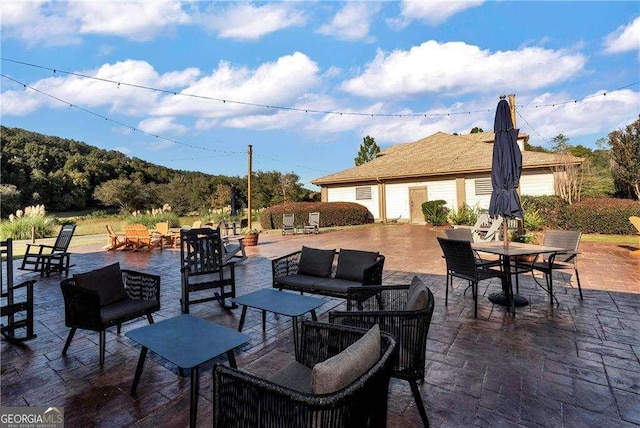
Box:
(409, 380, 430, 427)
(99, 330, 106, 366)
(574, 267, 583, 300)
(473, 281, 478, 318)
(445, 273, 449, 307)
(62, 328, 77, 355)
(147, 314, 155, 324)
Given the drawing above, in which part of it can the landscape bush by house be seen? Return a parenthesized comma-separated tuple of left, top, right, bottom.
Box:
(259, 202, 372, 230)
(556, 198, 640, 234)
(422, 200, 449, 226)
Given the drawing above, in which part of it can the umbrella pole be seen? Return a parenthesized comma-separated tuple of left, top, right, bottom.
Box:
(503, 218, 509, 249)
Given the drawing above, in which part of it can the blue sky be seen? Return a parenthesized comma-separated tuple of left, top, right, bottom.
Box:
(1, 1, 639, 190)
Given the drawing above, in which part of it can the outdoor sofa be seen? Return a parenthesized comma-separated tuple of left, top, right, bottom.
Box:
(272, 246, 385, 301)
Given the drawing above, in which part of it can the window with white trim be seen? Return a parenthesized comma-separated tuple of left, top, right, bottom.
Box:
(474, 178, 492, 195)
(355, 186, 372, 200)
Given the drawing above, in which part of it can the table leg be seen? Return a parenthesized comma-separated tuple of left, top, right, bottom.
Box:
(226, 350, 238, 368)
(488, 255, 528, 311)
(131, 347, 148, 395)
(262, 310, 266, 331)
(189, 366, 199, 428)
(310, 309, 317, 321)
(238, 305, 248, 331)
(292, 317, 299, 360)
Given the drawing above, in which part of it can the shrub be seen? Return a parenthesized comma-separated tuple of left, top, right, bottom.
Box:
(259, 202, 372, 230)
(0, 216, 57, 240)
(448, 204, 478, 226)
(556, 197, 640, 234)
(520, 195, 567, 228)
(422, 200, 449, 226)
(126, 211, 181, 229)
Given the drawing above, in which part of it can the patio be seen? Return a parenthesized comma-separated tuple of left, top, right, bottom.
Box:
(2, 224, 639, 427)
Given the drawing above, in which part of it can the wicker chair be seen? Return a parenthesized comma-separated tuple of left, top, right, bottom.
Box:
(60, 263, 160, 366)
(213, 321, 397, 428)
(330, 279, 435, 427)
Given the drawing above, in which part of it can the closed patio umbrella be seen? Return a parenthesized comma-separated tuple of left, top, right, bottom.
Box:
(488, 96, 523, 247)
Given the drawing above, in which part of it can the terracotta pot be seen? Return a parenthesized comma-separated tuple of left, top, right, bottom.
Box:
(243, 234, 259, 246)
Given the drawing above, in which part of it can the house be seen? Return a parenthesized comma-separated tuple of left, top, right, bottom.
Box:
(311, 132, 582, 223)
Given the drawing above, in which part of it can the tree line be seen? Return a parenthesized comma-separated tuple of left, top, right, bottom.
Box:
(0, 126, 318, 217)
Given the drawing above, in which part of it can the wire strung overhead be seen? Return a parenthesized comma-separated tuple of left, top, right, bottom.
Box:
(4, 57, 636, 118)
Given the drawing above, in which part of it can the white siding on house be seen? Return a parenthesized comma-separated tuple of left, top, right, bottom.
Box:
(327, 186, 380, 218)
(465, 176, 492, 210)
(385, 180, 456, 220)
(520, 172, 555, 196)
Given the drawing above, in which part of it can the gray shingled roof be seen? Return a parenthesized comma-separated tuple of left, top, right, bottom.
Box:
(312, 132, 582, 186)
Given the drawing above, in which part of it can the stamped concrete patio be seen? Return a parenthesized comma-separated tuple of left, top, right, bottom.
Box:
(2, 224, 639, 427)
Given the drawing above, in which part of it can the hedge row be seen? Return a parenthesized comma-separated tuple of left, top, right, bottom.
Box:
(259, 202, 373, 230)
(556, 198, 640, 234)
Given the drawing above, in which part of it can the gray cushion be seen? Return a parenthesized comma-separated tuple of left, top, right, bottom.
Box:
(311, 324, 380, 394)
(73, 263, 128, 306)
(297, 246, 335, 278)
(335, 249, 379, 282)
(312, 278, 357, 293)
(275, 274, 324, 289)
(268, 360, 313, 394)
(100, 298, 158, 323)
(406, 276, 430, 311)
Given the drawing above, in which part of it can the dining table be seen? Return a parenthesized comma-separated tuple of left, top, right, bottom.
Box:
(471, 241, 567, 313)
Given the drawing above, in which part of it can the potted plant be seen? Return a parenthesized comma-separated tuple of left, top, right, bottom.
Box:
(511, 232, 537, 262)
(242, 229, 260, 246)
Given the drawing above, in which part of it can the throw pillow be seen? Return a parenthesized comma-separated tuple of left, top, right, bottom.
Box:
(334, 249, 379, 282)
(73, 262, 128, 306)
(406, 275, 430, 311)
(297, 246, 335, 278)
(311, 324, 381, 394)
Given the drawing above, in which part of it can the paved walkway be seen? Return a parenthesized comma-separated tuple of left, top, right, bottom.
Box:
(2, 224, 639, 427)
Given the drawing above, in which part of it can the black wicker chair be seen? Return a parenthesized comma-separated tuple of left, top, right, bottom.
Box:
(60, 263, 160, 366)
(438, 237, 507, 317)
(213, 321, 397, 428)
(1, 238, 36, 342)
(330, 279, 435, 427)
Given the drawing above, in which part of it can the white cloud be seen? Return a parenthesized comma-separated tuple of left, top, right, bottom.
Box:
(137, 117, 187, 135)
(399, 0, 484, 26)
(317, 2, 381, 42)
(341, 41, 586, 98)
(155, 52, 321, 118)
(200, 3, 305, 41)
(603, 16, 640, 54)
(0, 1, 81, 46)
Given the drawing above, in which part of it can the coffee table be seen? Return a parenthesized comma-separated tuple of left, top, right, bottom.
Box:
(232, 289, 324, 357)
(126, 315, 249, 428)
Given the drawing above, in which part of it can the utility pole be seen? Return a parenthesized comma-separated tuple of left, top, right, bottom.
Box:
(247, 144, 253, 230)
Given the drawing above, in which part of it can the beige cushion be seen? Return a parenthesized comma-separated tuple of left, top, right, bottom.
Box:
(73, 262, 128, 306)
(406, 276, 430, 311)
(311, 324, 380, 394)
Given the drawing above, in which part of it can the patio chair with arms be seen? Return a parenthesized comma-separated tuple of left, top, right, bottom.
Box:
(330, 276, 435, 427)
(630, 216, 640, 257)
(303, 212, 320, 234)
(213, 321, 397, 428)
(444, 228, 502, 270)
(104, 225, 126, 251)
(1, 238, 36, 342)
(282, 213, 295, 235)
(123, 224, 163, 251)
(513, 229, 583, 303)
(20, 223, 75, 277)
(438, 237, 507, 317)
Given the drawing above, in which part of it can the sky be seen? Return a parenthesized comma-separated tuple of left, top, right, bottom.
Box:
(1, 1, 639, 190)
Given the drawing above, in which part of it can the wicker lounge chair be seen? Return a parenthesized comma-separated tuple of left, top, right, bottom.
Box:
(303, 212, 320, 234)
(330, 277, 435, 426)
(213, 321, 397, 428)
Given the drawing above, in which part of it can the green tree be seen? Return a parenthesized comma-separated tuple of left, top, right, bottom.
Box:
(609, 115, 640, 200)
(354, 136, 380, 166)
(93, 178, 158, 212)
(470, 126, 484, 133)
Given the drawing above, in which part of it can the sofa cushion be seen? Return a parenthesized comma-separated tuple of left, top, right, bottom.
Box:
(74, 263, 128, 306)
(406, 275, 430, 311)
(275, 274, 325, 289)
(335, 249, 379, 282)
(311, 324, 380, 394)
(297, 246, 335, 278)
(268, 360, 313, 394)
(312, 278, 357, 294)
(100, 298, 159, 324)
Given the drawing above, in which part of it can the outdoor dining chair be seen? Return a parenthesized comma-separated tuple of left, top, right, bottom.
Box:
(443, 228, 502, 270)
(513, 229, 583, 303)
(438, 237, 507, 318)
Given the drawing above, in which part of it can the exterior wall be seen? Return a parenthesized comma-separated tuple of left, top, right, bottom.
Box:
(326, 185, 380, 218)
(464, 174, 492, 210)
(520, 170, 555, 196)
(385, 179, 457, 221)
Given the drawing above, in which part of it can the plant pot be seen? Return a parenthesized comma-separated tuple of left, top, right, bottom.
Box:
(515, 254, 535, 263)
(243, 234, 259, 246)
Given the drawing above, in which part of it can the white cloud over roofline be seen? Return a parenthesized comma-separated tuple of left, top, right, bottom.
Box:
(340, 41, 586, 98)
